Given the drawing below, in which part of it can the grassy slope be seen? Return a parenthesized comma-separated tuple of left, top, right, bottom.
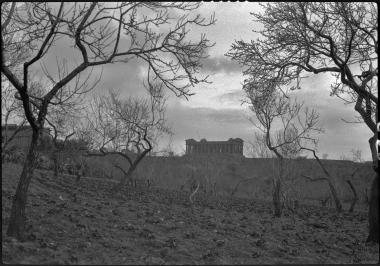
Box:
(86, 155, 374, 204)
(2, 163, 379, 264)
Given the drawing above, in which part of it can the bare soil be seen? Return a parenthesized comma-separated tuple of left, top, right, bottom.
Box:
(2, 163, 379, 264)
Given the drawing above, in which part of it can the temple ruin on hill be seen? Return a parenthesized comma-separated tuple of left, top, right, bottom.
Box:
(185, 138, 243, 156)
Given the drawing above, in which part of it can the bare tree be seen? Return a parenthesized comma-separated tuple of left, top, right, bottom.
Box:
(227, 1, 378, 243)
(1, 2, 215, 239)
(227, 2, 377, 164)
(81, 87, 170, 191)
(300, 148, 343, 212)
(246, 83, 322, 217)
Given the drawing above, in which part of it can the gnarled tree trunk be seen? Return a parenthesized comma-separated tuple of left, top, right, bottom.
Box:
(113, 148, 151, 191)
(113, 162, 138, 191)
(367, 172, 379, 243)
(366, 135, 379, 243)
(6, 129, 39, 239)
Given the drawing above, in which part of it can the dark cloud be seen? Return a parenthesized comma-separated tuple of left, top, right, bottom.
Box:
(201, 56, 242, 74)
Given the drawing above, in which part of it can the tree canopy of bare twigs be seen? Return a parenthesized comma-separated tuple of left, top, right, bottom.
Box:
(80, 87, 171, 189)
(2, 2, 215, 132)
(227, 2, 378, 165)
(247, 83, 322, 160)
(1, 2, 215, 239)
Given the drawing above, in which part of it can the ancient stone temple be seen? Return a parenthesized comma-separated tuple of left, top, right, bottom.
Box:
(185, 138, 243, 155)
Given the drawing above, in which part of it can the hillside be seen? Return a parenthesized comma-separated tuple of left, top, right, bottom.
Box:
(2, 163, 379, 264)
(85, 154, 374, 206)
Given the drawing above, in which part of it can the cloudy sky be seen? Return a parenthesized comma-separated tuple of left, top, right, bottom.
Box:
(31, 2, 373, 160)
(163, 2, 372, 160)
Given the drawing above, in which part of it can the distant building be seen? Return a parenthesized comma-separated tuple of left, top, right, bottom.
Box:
(185, 138, 244, 156)
(1, 124, 51, 151)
